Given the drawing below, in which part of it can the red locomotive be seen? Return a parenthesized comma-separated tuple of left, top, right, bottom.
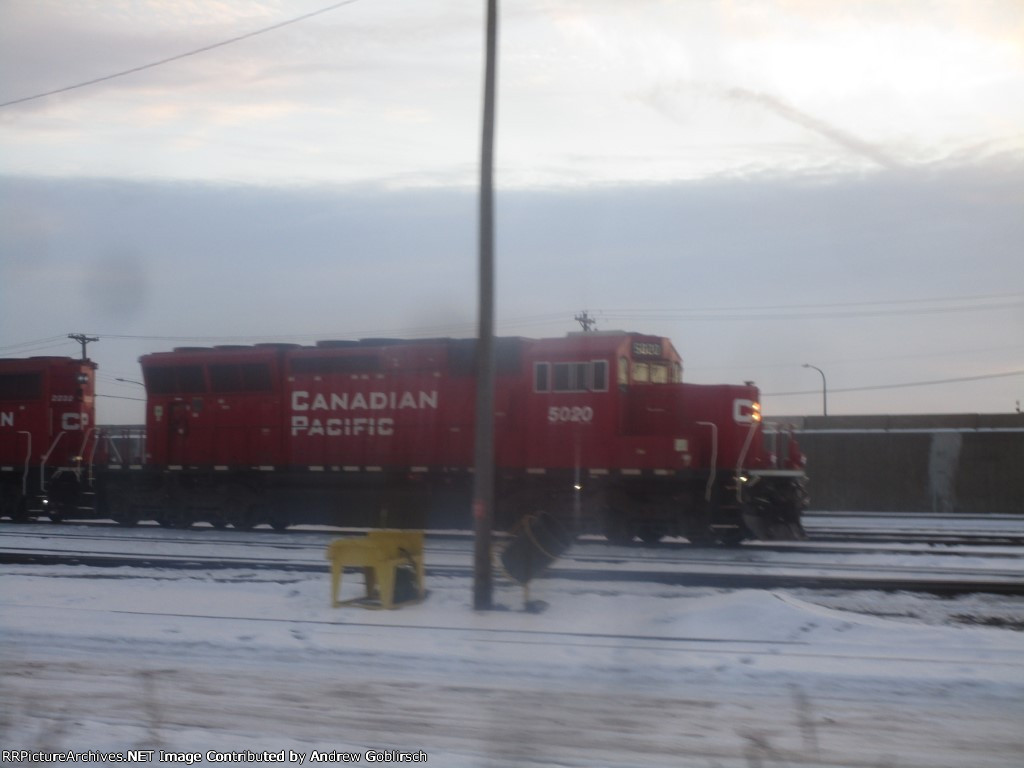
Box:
(0, 356, 97, 521)
(3, 332, 808, 543)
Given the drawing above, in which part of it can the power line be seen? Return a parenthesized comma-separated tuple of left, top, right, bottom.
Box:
(0, 0, 361, 109)
(689, 342, 1024, 373)
(600, 291, 1024, 315)
(0, 336, 70, 355)
(765, 369, 1024, 397)
(598, 295, 1024, 323)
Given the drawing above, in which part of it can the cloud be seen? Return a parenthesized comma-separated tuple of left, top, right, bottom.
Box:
(722, 87, 903, 171)
(1, 161, 1021, 419)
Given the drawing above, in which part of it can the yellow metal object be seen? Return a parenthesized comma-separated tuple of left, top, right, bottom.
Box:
(326, 530, 425, 609)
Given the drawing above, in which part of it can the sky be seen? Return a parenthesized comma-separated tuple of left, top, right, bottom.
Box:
(1, 0, 1023, 423)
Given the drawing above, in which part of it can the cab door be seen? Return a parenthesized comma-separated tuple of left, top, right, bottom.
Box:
(166, 401, 191, 465)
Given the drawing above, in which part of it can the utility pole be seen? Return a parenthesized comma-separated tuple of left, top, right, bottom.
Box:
(68, 333, 99, 360)
(574, 310, 597, 332)
(473, 0, 499, 611)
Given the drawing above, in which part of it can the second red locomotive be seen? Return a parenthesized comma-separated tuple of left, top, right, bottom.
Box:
(0, 356, 97, 521)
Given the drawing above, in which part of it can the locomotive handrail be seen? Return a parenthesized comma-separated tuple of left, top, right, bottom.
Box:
(758, 420, 807, 476)
(103, 429, 125, 464)
(81, 427, 98, 487)
(696, 421, 718, 502)
(75, 425, 92, 474)
(18, 430, 31, 496)
(39, 431, 67, 493)
(735, 420, 759, 502)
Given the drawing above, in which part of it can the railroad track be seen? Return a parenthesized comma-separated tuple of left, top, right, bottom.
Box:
(4, 516, 1024, 597)
(4, 516, 1024, 549)
(4, 545, 1023, 596)
(4, 525, 1023, 566)
(805, 530, 1024, 546)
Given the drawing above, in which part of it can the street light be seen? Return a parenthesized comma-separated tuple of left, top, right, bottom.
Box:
(802, 363, 827, 416)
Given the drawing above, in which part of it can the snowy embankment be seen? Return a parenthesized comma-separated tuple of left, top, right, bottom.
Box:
(2, 561, 1023, 768)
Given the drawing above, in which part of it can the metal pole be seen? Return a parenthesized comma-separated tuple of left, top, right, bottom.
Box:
(68, 333, 99, 361)
(473, 0, 498, 611)
(802, 363, 827, 416)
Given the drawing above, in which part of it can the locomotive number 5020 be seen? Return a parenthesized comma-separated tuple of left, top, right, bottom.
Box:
(548, 405, 594, 423)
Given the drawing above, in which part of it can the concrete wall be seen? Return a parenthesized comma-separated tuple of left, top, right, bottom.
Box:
(777, 413, 1024, 514)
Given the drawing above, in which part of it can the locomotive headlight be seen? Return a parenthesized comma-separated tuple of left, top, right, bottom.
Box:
(573, 483, 582, 491)
(752, 402, 762, 422)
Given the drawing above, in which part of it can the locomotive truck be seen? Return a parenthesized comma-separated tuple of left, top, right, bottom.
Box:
(1, 331, 807, 543)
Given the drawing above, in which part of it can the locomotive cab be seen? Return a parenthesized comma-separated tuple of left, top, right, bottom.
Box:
(521, 332, 806, 544)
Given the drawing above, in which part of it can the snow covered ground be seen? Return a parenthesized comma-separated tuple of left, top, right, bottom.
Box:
(2, 554, 1023, 768)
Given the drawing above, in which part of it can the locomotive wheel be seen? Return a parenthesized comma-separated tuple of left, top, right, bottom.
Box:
(604, 513, 636, 546)
(210, 520, 228, 530)
(229, 501, 257, 531)
(108, 492, 140, 527)
(638, 525, 664, 546)
(113, 515, 139, 527)
(269, 518, 290, 532)
(222, 487, 258, 531)
(11, 496, 35, 523)
(716, 530, 747, 547)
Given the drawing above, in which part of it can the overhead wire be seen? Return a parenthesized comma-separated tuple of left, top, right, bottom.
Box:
(0, 336, 72, 355)
(599, 290, 1024, 315)
(596, 294, 1024, 323)
(764, 369, 1024, 398)
(0, 0, 362, 109)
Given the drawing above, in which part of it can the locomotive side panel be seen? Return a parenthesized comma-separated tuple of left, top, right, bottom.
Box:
(286, 341, 471, 470)
(207, 351, 286, 467)
(142, 347, 288, 469)
(520, 351, 613, 471)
